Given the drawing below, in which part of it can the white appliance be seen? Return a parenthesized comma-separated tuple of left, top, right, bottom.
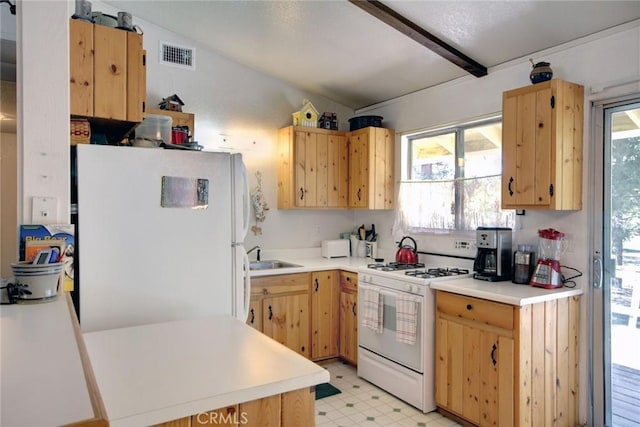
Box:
(321, 239, 350, 258)
(76, 145, 250, 332)
(357, 261, 473, 413)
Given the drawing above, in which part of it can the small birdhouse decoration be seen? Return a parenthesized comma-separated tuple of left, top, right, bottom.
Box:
(292, 99, 319, 128)
(159, 94, 185, 112)
(319, 112, 338, 130)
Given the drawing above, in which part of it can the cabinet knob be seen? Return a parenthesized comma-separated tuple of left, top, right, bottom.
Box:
(466, 304, 472, 310)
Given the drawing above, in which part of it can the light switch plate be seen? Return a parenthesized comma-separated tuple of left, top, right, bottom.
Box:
(32, 196, 58, 223)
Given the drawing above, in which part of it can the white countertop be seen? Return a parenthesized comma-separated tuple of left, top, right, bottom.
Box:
(0, 295, 97, 427)
(83, 315, 329, 427)
(430, 277, 583, 306)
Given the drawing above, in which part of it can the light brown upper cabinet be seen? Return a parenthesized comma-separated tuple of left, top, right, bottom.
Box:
(347, 126, 395, 209)
(278, 126, 348, 209)
(70, 19, 146, 123)
(501, 79, 584, 210)
(277, 126, 394, 210)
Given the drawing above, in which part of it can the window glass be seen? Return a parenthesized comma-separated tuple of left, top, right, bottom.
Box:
(410, 133, 455, 180)
(396, 118, 514, 233)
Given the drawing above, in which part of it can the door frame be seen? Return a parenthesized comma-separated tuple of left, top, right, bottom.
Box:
(589, 93, 640, 427)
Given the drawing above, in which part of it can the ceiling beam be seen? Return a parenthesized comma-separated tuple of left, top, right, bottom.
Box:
(349, 0, 487, 77)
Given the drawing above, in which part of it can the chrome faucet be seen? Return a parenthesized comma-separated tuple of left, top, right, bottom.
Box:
(247, 245, 261, 261)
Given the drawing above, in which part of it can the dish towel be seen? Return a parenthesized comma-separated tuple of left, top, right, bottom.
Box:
(360, 285, 383, 334)
(396, 294, 419, 345)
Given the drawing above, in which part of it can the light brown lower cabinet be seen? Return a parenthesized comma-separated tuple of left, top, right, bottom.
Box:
(155, 387, 315, 427)
(435, 291, 580, 427)
(311, 270, 340, 360)
(338, 271, 358, 365)
(248, 273, 310, 358)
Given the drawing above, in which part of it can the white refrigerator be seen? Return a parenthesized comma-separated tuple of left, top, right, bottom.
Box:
(76, 145, 251, 332)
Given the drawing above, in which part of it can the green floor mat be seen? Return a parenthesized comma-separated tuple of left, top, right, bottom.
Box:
(315, 383, 341, 400)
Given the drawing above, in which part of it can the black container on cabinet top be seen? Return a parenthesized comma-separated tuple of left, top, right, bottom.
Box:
(348, 115, 383, 131)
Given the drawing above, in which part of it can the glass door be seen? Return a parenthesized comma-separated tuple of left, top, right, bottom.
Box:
(592, 99, 640, 426)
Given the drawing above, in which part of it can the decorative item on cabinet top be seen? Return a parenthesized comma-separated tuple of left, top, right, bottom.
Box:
(529, 58, 553, 84)
(292, 99, 319, 128)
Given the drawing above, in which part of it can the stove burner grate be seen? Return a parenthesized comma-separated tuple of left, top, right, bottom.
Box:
(405, 267, 470, 279)
(367, 262, 426, 271)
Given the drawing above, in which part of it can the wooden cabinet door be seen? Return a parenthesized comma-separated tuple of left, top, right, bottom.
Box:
(478, 332, 514, 427)
(502, 79, 583, 210)
(502, 86, 552, 208)
(436, 317, 515, 426)
(294, 129, 317, 207)
(263, 294, 310, 358)
(328, 133, 348, 207)
(69, 19, 94, 117)
(247, 297, 262, 331)
(347, 127, 395, 209)
(292, 130, 347, 208)
(348, 129, 369, 208)
(126, 32, 145, 122)
(93, 24, 127, 120)
(339, 290, 358, 365)
(311, 271, 339, 359)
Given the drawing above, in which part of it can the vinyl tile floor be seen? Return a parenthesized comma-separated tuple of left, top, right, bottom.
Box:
(316, 362, 462, 427)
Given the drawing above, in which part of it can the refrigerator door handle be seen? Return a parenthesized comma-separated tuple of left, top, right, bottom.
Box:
(240, 158, 251, 240)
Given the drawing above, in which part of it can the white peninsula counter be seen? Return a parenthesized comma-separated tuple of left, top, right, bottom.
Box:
(83, 315, 329, 427)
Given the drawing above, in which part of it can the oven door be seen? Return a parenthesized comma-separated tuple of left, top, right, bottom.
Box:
(358, 285, 423, 373)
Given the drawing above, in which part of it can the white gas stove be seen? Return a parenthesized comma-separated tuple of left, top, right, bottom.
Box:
(357, 260, 473, 413)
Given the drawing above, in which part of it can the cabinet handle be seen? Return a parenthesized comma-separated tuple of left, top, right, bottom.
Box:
(268, 305, 273, 320)
(357, 188, 362, 201)
(250, 308, 255, 324)
(466, 304, 472, 311)
(508, 177, 514, 197)
(491, 343, 497, 366)
(299, 187, 304, 200)
(352, 302, 357, 316)
(315, 278, 319, 292)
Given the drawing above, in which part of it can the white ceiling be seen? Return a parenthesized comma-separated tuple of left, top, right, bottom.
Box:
(103, 1, 640, 109)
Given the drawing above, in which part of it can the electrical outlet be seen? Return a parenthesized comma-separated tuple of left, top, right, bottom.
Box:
(32, 196, 58, 223)
(454, 239, 474, 250)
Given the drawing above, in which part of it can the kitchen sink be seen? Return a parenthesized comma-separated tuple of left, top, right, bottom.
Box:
(249, 260, 302, 271)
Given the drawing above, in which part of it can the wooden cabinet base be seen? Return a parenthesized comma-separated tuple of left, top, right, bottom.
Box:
(155, 387, 315, 427)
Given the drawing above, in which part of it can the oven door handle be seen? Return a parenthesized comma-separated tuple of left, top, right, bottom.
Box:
(358, 284, 423, 301)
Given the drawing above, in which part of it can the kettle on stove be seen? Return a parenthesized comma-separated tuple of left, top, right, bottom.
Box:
(396, 236, 418, 264)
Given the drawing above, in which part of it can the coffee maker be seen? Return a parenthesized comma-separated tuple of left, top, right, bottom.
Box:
(473, 227, 512, 281)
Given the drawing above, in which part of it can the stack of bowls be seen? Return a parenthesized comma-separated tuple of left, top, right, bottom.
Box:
(10, 262, 64, 303)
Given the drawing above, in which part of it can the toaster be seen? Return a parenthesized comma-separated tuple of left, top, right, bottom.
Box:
(321, 240, 350, 258)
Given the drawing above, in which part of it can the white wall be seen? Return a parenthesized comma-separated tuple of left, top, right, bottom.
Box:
(18, 0, 70, 226)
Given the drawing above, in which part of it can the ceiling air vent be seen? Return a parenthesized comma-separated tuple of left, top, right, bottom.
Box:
(159, 41, 195, 70)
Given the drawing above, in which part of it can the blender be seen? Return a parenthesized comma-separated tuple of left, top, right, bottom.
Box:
(530, 228, 567, 289)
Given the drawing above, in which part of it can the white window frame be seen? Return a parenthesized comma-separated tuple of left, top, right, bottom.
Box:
(396, 114, 513, 234)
